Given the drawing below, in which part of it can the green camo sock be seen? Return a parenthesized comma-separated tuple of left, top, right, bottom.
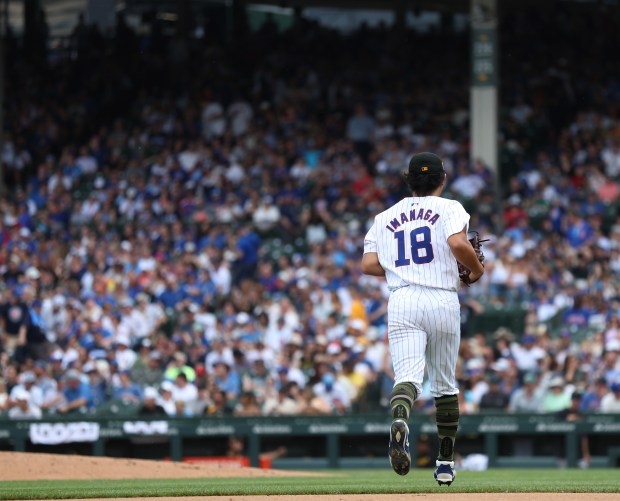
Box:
(390, 382, 417, 421)
(435, 394, 459, 461)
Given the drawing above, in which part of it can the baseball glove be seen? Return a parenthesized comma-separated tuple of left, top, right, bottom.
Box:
(458, 231, 489, 286)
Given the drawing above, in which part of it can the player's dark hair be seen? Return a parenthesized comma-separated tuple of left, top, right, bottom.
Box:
(403, 171, 445, 196)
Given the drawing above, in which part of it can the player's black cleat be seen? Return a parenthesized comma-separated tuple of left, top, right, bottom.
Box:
(388, 419, 411, 476)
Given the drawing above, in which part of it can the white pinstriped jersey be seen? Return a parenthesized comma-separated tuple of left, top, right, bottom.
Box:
(364, 196, 470, 292)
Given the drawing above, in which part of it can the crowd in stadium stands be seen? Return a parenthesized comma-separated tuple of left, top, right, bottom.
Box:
(1, 6, 620, 422)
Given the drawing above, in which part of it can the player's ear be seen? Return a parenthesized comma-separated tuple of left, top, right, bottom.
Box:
(438, 173, 447, 191)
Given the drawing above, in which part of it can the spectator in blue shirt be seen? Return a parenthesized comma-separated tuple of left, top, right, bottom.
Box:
(85, 363, 108, 407)
(213, 361, 241, 400)
(112, 371, 143, 404)
(580, 377, 608, 412)
(234, 225, 261, 284)
(562, 296, 592, 328)
(566, 214, 594, 248)
(59, 369, 93, 413)
(158, 276, 184, 309)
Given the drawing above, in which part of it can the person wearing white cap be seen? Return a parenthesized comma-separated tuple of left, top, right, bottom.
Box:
(135, 293, 165, 339)
(159, 381, 177, 416)
(8, 388, 42, 420)
(114, 335, 137, 371)
(601, 381, 620, 413)
(10, 371, 44, 407)
(120, 296, 154, 340)
(542, 376, 571, 413)
(252, 196, 281, 234)
(138, 387, 167, 416)
(41, 294, 68, 343)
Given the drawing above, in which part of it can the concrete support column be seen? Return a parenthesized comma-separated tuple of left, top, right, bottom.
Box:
(470, 86, 497, 171)
(470, 0, 498, 175)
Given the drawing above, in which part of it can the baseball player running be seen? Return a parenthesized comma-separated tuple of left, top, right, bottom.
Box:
(361, 152, 484, 485)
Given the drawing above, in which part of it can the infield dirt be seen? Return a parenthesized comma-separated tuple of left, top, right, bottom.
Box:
(0, 451, 322, 480)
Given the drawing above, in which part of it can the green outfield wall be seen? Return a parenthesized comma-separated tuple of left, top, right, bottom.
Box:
(1, 413, 619, 469)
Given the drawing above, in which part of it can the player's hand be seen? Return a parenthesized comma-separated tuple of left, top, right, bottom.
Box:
(467, 269, 483, 284)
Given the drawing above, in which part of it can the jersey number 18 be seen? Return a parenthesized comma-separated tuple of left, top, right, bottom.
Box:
(394, 226, 434, 266)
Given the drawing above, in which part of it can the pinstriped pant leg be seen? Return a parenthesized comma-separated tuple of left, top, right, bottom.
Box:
(423, 288, 461, 398)
(387, 287, 426, 398)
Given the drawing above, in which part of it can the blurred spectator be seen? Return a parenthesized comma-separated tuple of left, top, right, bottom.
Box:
(131, 351, 164, 387)
(112, 371, 143, 404)
(580, 377, 609, 412)
(242, 358, 270, 401)
(164, 352, 196, 382)
(312, 369, 350, 414)
(206, 338, 235, 372)
(203, 388, 232, 416)
(263, 383, 303, 415)
(159, 382, 176, 416)
(479, 374, 510, 411)
(59, 369, 93, 414)
(138, 387, 167, 416)
(171, 373, 198, 413)
(114, 337, 137, 372)
(7, 388, 41, 419)
(562, 296, 592, 329)
(508, 372, 543, 413)
(464, 358, 489, 406)
(84, 364, 107, 408)
(600, 382, 620, 413)
(226, 435, 287, 462)
(542, 377, 571, 413)
(1, 289, 30, 359)
(450, 164, 486, 199)
(347, 104, 375, 161)
(9, 371, 43, 408)
(601, 342, 620, 385)
(0, 380, 8, 411)
(511, 335, 546, 373)
(253, 197, 281, 235)
(233, 226, 261, 283)
(555, 391, 591, 468)
(212, 361, 240, 401)
(233, 391, 262, 416)
(338, 357, 366, 404)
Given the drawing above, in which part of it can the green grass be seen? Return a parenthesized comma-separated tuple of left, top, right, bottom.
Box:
(1, 469, 619, 499)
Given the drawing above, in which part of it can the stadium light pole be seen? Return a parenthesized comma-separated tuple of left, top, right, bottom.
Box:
(470, 0, 500, 229)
